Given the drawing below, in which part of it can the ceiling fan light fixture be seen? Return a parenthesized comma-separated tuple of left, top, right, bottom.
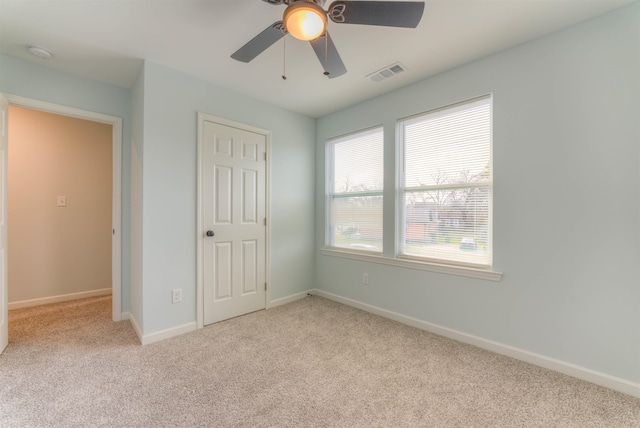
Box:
(283, 2, 327, 41)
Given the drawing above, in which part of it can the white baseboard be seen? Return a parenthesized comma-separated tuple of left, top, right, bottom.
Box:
(140, 321, 197, 346)
(120, 311, 130, 321)
(270, 289, 313, 308)
(312, 289, 640, 399)
(8, 288, 112, 310)
(128, 313, 143, 344)
(127, 313, 197, 345)
(128, 313, 197, 346)
(127, 290, 311, 346)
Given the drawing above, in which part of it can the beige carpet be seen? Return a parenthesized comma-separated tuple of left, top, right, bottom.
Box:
(1, 295, 639, 427)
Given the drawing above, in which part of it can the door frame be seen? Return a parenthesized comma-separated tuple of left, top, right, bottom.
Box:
(4, 94, 123, 322)
(196, 113, 271, 329)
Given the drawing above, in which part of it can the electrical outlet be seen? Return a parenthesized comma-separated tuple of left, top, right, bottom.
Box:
(172, 289, 182, 304)
(362, 273, 369, 285)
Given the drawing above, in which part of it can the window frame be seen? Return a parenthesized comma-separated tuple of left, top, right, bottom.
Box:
(397, 95, 493, 269)
(321, 95, 502, 281)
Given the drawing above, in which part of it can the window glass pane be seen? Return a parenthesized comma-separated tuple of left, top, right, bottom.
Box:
(404, 102, 491, 188)
(333, 130, 383, 193)
(400, 96, 492, 267)
(328, 127, 383, 252)
(403, 187, 490, 265)
(330, 195, 383, 251)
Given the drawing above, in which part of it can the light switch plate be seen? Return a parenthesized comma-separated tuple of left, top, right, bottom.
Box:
(57, 196, 67, 207)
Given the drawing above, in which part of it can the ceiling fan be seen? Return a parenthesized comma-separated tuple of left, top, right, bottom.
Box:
(231, 0, 425, 79)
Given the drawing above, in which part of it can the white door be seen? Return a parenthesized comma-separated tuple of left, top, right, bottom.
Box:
(202, 120, 266, 325)
(0, 95, 8, 353)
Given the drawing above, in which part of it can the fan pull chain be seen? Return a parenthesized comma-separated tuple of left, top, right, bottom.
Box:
(323, 32, 329, 76)
(282, 35, 287, 80)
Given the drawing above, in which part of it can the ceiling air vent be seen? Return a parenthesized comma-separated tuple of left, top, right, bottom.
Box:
(367, 62, 407, 83)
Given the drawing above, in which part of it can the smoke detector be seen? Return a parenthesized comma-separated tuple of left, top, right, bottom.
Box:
(367, 62, 407, 83)
(27, 45, 53, 60)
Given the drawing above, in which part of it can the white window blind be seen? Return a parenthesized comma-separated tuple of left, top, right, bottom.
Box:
(399, 96, 492, 267)
(328, 127, 383, 252)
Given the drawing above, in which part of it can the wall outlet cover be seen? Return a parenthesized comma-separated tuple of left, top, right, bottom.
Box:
(172, 288, 182, 304)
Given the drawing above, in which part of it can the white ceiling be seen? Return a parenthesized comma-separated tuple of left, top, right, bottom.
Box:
(0, 0, 634, 117)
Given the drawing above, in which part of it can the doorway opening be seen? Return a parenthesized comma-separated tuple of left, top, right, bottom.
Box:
(5, 95, 122, 323)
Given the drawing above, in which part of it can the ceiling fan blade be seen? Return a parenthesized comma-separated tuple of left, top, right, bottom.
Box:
(328, 1, 425, 28)
(310, 32, 347, 79)
(231, 21, 286, 63)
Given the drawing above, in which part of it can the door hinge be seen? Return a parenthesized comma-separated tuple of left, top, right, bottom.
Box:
(264, 217, 267, 226)
(264, 152, 267, 161)
(265, 282, 267, 291)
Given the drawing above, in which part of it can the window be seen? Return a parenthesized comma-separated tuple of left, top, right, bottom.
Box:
(398, 96, 492, 267)
(327, 127, 383, 252)
(323, 96, 498, 279)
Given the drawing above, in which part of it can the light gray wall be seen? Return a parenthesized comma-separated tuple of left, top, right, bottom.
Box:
(0, 54, 316, 336)
(315, 3, 640, 383)
(0, 54, 133, 313)
(137, 61, 316, 334)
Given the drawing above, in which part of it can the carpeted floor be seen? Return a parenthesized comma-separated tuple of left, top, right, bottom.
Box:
(1, 295, 639, 427)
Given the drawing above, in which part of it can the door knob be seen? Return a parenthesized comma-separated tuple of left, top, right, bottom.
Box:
(206, 230, 215, 237)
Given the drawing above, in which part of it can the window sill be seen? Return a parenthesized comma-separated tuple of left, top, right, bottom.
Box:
(320, 248, 503, 282)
